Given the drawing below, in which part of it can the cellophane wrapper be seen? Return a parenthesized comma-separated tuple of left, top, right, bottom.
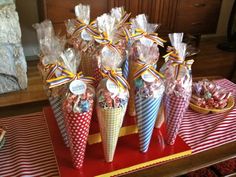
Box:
(66, 4, 100, 77)
(33, 20, 73, 146)
(62, 84, 95, 168)
(94, 13, 127, 85)
(127, 14, 161, 117)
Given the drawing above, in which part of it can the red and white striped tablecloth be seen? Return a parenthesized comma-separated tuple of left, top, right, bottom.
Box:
(179, 79, 236, 154)
(0, 112, 60, 177)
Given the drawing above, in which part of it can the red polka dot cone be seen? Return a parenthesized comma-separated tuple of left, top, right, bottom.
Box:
(63, 101, 93, 169)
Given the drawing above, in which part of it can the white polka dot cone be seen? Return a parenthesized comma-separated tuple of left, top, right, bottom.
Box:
(63, 106, 93, 169)
(49, 96, 69, 147)
(164, 94, 190, 145)
(96, 106, 127, 162)
(135, 96, 163, 153)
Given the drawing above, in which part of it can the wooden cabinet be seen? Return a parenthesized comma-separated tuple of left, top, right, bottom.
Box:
(38, 0, 222, 35)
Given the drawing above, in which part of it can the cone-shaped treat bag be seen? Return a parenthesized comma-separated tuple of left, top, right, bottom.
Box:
(62, 78, 95, 169)
(66, 4, 100, 77)
(110, 7, 131, 79)
(162, 33, 194, 145)
(33, 21, 71, 146)
(134, 57, 165, 153)
(127, 14, 165, 116)
(93, 12, 128, 85)
(96, 45, 129, 162)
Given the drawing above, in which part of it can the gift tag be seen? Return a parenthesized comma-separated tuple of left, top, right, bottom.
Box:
(81, 30, 93, 41)
(69, 80, 87, 95)
(141, 71, 155, 83)
(106, 79, 119, 96)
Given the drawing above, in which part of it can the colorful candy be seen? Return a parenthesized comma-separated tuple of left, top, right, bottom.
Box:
(191, 80, 231, 109)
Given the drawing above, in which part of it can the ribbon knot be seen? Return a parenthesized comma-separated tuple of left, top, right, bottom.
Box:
(94, 32, 123, 56)
(134, 60, 164, 80)
(130, 28, 166, 47)
(163, 46, 184, 63)
(46, 65, 95, 89)
(72, 19, 100, 39)
(100, 67, 130, 90)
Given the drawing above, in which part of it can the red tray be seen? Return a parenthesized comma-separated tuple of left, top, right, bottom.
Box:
(43, 107, 191, 177)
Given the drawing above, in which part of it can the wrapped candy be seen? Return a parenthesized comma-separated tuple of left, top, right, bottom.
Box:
(33, 20, 70, 146)
(66, 4, 100, 77)
(191, 79, 232, 109)
(96, 46, 129, 162)
(162, 33, 194, 145)
(127, 14, 165, 116)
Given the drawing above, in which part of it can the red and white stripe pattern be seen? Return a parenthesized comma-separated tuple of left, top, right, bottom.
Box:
(0, 112, 59, 176)
(179, 79, 236, 154)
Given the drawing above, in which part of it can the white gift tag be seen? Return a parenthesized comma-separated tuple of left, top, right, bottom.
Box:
(106, 79, 119, 96)
(69, 80, 87, 95)
(141, 71, 155, 83)
(81, 30, 92, 41)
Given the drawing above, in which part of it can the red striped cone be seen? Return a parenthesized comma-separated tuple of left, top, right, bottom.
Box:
(96, 106, 127, 162)
(135, 96, 163, 153)
(165, 94, 190, 145)
(63, 103, 93, 169)
(49, 96, 69, 147)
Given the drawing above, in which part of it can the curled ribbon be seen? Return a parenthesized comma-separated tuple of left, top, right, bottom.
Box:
(134, 60, 164, 80)
(162, 46, 184, 63)
(100, 67, 130, 90)
(44, 63, 66, 80)
(72, 19, 100, 39)
(46, 69, 95, 89)
(130, 28, 166, 47)
(93, 32, 123, 56)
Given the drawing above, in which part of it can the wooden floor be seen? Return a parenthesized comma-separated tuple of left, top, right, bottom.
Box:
(0, 36, 235, 176)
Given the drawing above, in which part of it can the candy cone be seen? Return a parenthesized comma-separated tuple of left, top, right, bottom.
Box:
(96, 106, 127, 162)
(135, 96, 162, 153)
(165, 94, 189, 145)
(63, 104, 93, 169)
(127, 60, 142, 116)
(81, 52, 94, 77)
(48, 96, 69, 147)
(155, 102, 165, 129)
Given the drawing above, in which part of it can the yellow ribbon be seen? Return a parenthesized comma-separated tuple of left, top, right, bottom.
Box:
(130, 28, 166, 47)
(100, 67, 130, 90)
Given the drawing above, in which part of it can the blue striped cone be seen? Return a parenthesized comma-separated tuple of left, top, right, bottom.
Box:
(122, 57, 129, 80)
(135, 97, 162, 153)
(49, 97, 69, 147)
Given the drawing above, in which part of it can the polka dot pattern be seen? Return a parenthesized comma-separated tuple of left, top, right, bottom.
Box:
(63, 105, 93, 169)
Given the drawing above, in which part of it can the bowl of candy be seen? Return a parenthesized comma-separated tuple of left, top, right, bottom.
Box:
(190, 80, 235, 114)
